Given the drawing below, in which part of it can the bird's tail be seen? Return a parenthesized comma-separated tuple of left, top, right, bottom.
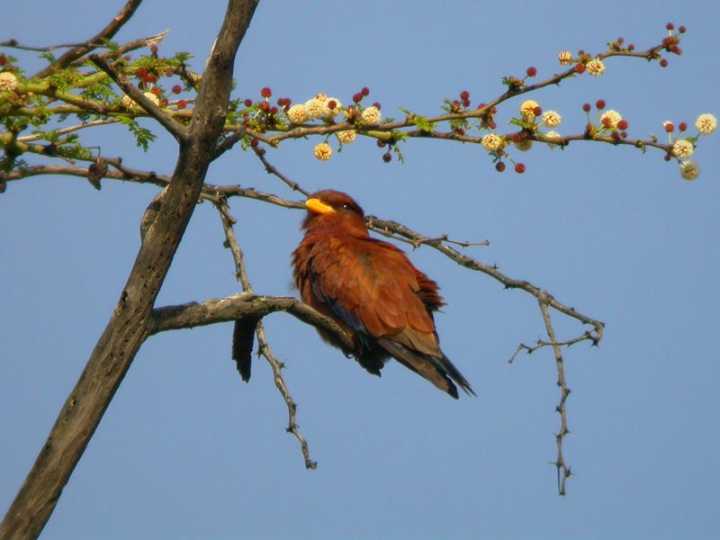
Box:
(378, 339, 475, 399)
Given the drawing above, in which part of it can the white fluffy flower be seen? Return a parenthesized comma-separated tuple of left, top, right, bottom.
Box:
(520, 99, 540, 119)
(586, 58, 606, 76)
(680, 160, 700, 181)
(337, 130, 357, 144)
(304, 93, 327, 119)
(695, 113, 717, 135)
(672, 139, 694, 159)
(481, 133, 504, 152)
(143, 91, 161, 106)
(361, 105, 381, 124)
(600, 110, 623, 129)
(541, 110, 562, 128)
(0, 71, 19, 91)
(558, 51, 573, 65)
(313, 142, 333, 160)
(121, 95, 136, 109)
(286, 104, 307, 124)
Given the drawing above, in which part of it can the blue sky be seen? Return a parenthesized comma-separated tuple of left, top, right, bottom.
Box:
(2, 1, 719, 539)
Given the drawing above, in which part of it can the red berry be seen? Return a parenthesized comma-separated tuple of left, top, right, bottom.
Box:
(145, 73, 157, 84)
(353, 93, 363, 103)
(659, 58, 669, 68)
(595, 99, 606, 110)
(172, 85, 182, 95)
(628, 44, 635, 51)
(260, 87, 272, 98)
(382, 152, 392, 163)
(496, 162, 506, 172)
(575, 63, 586, 73)
(244, 99, 253, 107)
(460, 90, 470, 101)
(666, 22, 674, 30)
(526, 66, 537, 77)
(177, 100, 187, 110)
(664, 122, 674, 133)
(270, 106, 278, 115)
(136, 67, 147, 78)
(602, 117, 613, 128)
(617, 119, 628, 130)
(361, 86, 370, 96)
(533, 106, 542, 116)
(672, 46, 683, 55)
(376, 139, 386, 148)
(679, 121, 687, 132)
(372, 102, 381, 110)
(250, 139, 259, 148)
(514, 163, 526, 174)
(679, 25, 687, 33)
(260, 101, 270, 112)
(327, 100, 337, 110)
(582, 103, 591, 113)
(150, 87, 162, 96)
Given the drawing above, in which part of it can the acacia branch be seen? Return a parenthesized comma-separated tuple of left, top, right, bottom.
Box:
(0, 2, 259, 537)
(214, 200, 318, 469)
(33, 0, 144, 79)
(538, 298, 572, 496)
(90, 54, 188, 141)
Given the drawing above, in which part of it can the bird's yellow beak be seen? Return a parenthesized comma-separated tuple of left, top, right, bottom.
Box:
(305, 198, 335, 215)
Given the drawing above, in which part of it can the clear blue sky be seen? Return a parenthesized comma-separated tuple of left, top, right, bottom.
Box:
(2, 1, 719, 539)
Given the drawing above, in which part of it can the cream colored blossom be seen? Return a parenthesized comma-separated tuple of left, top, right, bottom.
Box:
(304, 93, 327, 119)
(672, 139, 694, 159)
(558, 50, 573, 65)
(121, 95, 136, 109)
(143, 91, 161, 106)
(337, 129, 357, 144)
(0, 71, 19, 91)
(520, 99, 540, 119)
(361, 105, 381, 124)
(286, 104, 307, 124)
(324, 97, 342, 118)
(313, 142, 333, 160)
(515, 139, 533, 152)
(695, 113, 717, 135)
(545, 130, 562, 140)
(541, 110, 562, 128)
(586, 58, 606, 76)
(680, 160, 700, 181)
(600, 109, 623, 129)
(481, 133, 504, 152)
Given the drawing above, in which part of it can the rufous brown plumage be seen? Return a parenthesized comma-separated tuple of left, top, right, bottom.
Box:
(292, 189, 474, 398)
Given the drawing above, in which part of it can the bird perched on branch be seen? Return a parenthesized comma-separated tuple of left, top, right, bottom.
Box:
(292, 189, 474, 398)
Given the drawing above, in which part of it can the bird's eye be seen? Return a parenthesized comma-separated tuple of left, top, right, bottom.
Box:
(341, 204, 351, 210)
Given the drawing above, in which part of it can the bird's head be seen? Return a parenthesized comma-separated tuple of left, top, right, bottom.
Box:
(302, 190, 367, 234)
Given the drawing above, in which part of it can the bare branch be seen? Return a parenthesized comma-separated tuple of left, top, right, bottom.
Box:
(33, 0, 144, 78)
(537, 297, 573, 496)
(214, 200, 319, 468)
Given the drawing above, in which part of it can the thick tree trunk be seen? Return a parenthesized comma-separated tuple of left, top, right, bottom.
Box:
(0, 2, 258, 538)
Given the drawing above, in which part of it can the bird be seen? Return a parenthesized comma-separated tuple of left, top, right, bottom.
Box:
(292, 189, 474, 398)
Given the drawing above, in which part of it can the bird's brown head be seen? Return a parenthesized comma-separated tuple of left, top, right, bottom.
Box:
(302, 190, 367, 234)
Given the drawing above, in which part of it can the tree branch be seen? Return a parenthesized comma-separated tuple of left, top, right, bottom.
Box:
(32, 0, 144, 79)
(0, 1, 259, 537)
(214, 200, 319, 468)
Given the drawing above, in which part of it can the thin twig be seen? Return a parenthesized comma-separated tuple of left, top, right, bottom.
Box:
(252, 147, 310, 196)
(538, 296, 572, 496)
(33, 0, 143, 79)
(214, 199, 317, 469)
(508, 331, 598, 364)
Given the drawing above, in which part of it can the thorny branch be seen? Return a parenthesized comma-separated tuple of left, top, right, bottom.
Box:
(214, 200, 317, 469)
(538, 297, 572, 496)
